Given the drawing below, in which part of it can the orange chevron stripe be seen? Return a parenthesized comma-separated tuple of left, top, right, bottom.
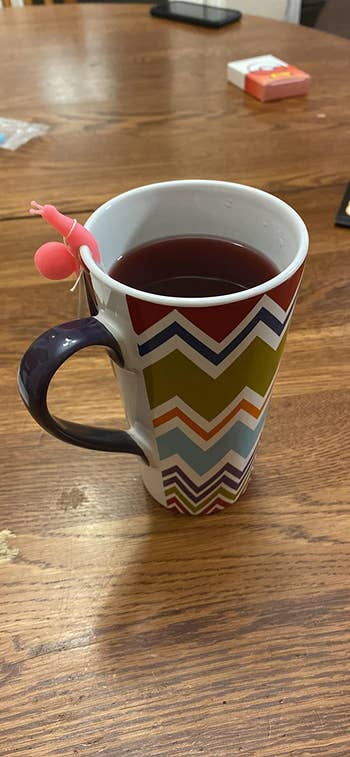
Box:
(153, 393, 271, 440)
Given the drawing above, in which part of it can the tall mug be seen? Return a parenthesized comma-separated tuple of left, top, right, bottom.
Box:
(19, 181, 308, 514)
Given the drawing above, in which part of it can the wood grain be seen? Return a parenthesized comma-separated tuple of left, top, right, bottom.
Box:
(1, 7, 350, 756)
(0, 6, 350, 219)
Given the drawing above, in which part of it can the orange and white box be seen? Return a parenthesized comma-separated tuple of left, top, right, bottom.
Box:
(227, 54, 310, 102)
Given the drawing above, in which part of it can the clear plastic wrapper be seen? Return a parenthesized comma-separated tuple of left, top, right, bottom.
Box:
(0, 117, 49, 151)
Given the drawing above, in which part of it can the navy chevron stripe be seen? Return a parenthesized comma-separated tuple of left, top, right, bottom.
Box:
(162, 457, 255, 493)
(138, 303, 294, 364)
(163, 473, 243, 503)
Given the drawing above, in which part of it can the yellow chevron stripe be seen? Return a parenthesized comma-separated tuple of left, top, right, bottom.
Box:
(144, 335, 286, 420)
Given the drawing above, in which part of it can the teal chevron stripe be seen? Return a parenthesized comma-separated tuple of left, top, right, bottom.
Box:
(157, 410, 267, 475)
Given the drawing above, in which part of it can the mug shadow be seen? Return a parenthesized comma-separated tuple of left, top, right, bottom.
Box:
(97, 483, 268, 666)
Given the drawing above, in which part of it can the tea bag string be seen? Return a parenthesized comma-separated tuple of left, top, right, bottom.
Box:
(63, 220, 83, 293)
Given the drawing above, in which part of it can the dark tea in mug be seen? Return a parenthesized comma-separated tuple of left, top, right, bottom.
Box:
(108, 235, 279, 297)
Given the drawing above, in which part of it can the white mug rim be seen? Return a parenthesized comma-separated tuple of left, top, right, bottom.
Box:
(81, 180, 309, 308)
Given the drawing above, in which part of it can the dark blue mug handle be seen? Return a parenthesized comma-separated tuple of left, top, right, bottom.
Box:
(18, 317, 148, 462)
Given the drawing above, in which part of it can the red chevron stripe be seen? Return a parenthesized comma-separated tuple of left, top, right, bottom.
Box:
(165, 498, 188, 514)
(166, 495, 235, 514)
(269, 266, 304, 310)
(127, 265, 303, 341)
(127, 295, 261, 339)
(195, 500, 229, 515)
(127, 298, 171, 334)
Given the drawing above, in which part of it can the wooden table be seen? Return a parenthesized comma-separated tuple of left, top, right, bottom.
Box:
(1, 6, 350, 756)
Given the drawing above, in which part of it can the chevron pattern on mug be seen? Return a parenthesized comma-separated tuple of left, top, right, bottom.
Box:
(127, 266, 303, 515)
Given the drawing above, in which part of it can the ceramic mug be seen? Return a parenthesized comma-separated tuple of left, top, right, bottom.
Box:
(18, 181, 308, 514)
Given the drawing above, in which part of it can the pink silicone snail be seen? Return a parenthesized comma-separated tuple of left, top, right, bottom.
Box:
(30, 201, 100, 280)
